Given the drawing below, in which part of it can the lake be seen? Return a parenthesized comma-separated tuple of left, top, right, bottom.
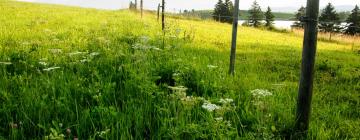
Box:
(239, 20, 295, 29)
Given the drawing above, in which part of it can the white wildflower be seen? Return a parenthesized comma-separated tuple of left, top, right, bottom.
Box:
(43, 29, 52, 33)
(68, 51, 87, 56)
(40, 58, 48, 61)
(251, 89, 273, 98)
(140, 36, 149, 43)
(225, 121, 232, 127)
(151, 47, 162, 51)
(22, 41, 30, 45)
(168, 86, 187, 98)
(43, 67, 61, 71)
(215, 117, 223, 121)
(172, 73, 180, 77)
(272, 83, 286, 87)
(219, 98, 234, 104)
(38, 61, 48, 66)
(202, 101, 221, 112)
(207, 65, 218, 69)
(48, 49, 62, 54)
(90, 52, 100, 57)
(80, 59, 91, 63)
(168, 86, 188, 93)
(0, 62, 12, 65)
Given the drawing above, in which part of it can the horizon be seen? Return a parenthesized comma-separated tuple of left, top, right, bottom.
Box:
(19, 0, 360, 13)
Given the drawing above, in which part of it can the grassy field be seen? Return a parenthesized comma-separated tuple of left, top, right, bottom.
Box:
(0, 0, 359, 139)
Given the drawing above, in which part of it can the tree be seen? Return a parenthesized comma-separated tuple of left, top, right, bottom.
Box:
(318, 3, 340, 39)
(248, 0, 263, 27)
(129, 1, 136, 10)
(345, 5, 360, 35)
(213, 0, 234, 23)
(213, 0, 226, 22)
(292, 6, 306, 28)
(224, 0, 234, 23)
(264, 6, 275, 28)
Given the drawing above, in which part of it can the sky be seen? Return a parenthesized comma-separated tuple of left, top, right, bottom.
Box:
(19, 0, 360, 12)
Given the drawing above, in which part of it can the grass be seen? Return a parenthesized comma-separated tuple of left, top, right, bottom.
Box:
(0, 0, 359, 139)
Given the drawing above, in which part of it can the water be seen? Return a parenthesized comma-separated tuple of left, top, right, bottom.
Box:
(239, 20, 295, 29)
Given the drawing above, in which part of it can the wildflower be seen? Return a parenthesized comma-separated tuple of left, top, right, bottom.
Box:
(219, 98, 234, 104)
(172, 73, 180, 77)
(90, 52, 100, 57)
(80, 59, 90, 63)
(58, 123, 63, 128)
(22, 41, 30, 45)
(139, 36, 149, 43)
(40, 58, 48, 61)
(202, 101, 221, 112)
(225, 121, 232, 127)
(151, 47, 162, 51)
(207, 65, 218, 69)
(43, 67, 61, 71)
(44, 29, 52, 33)
(272, 83, 286, 87)
(251, 89, 273, 98)
(0, 62, 12, 65)
(168, 86, 188, 93)
(48, 49, 62, 54)
(168, 86, 187, 98)
(10, 122, 18, 129)
(68, 51, 87, 56)
(215, 117, 223, 121)
(175, 28, 182, 35)
(96, 129, 110, 138)
(38, 61, 48, 66)
(66, 128, 71, 135)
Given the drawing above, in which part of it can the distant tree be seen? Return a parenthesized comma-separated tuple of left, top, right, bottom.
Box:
(319, 3, 340, 40)
(338, 11, 351, 22)
(212, 0, 234, 23)
(213, 0, 227, 22)
(248, 0, 263, 27)
(129, 1, 136, 10)
(292, 6, 306, 28)
(264, 6, 275, 28)
(224, 0, 234, 23)
(345, 5, 360, 35)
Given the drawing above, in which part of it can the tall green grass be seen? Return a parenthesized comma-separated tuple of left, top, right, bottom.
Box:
(0, 0, 359, 139)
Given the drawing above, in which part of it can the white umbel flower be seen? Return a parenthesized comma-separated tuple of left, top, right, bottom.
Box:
(202, 101, 221, 112)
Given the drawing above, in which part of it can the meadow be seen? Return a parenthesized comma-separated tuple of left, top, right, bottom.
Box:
(0, 0, 359, 139)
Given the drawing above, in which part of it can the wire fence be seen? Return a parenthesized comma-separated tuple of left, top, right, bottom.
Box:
(207, 15, 360, 30)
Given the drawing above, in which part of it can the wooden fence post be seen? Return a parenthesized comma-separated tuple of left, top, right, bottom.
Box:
(140, 0, 143, 18)
(157, 3, 160, 21)
(161, 0, 165, 31)
(295, 0, 320, 136)
(229, 0, 240, 75)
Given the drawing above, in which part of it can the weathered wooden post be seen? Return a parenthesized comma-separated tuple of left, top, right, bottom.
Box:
(140, 0, 143, 18)
(161, 0, 165, 31)
(157, 3, 160, 21)
(135, 0, 137, 10)
(229, 0, 240, 75)
(295, 0, 320, 136)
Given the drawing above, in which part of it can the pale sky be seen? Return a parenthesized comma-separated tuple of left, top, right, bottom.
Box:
(20, 0, 360, 12)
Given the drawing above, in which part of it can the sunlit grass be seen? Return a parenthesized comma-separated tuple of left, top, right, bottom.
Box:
(0, 0, 359, 139)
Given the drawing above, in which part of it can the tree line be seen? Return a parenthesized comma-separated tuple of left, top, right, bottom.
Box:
(213, 0, 360, 36)
(293, 3, 360, 36)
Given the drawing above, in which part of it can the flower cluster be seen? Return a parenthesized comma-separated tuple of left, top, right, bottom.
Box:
(219, 98, 234, 104)
(202, 101, 221, 112)
(251, 89, 273, 98)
